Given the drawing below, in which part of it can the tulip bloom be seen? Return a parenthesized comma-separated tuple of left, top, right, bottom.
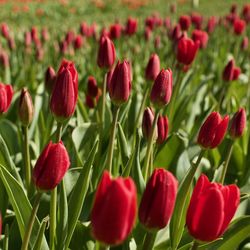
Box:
(125, 17, 137, 35)
(33, 141, 70, 190)
(50, 59, 78, 121)
(222, 59, 234, 81)
(142, 107, 156, 140)
(179, 15, 191, 31)
(97, 35, 116, 69)
(87, 76, 98, 98)
(74, 35, 83, 49)
(177, 37, 199, 65)
(192, 30, 209, 49)
(233, 19, 246, 35)
(229, 108, 246, 138)
(145, 53, 160, 81)
(1, 23, 9, 39)
(233, 67, 241, 80)
(109, 60, 131, 105)
(150, 69, 173, 108)
(197, 112, 229, 149)
(18, 88, 34, 126)
(91, 171, 137, 245)
(139, 168, 178, 230)
(157, 115, 169, 144)
(109, 24, 122, 40)
(186, 174, 240, 242)
(0, 83, 13, 114)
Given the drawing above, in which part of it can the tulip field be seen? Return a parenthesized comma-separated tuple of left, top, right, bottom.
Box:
(1, 0, 250, 249)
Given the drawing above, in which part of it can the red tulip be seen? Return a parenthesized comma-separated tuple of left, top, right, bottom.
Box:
(45, 66, 56, 93)
(144, 27, 152, 41)
(0, 83, 13, 114)
(197, 112, 229, 149)
(242, 4, 250, 23)
(97, 35, 116, 69)
(31, 26, 38, 42)
(33, 141, 70, 190)
(50, 59, 78, 121)
(109, 24, 122, 40)
(154, 36, 161, 49)
(80, 22, 89, 36)
(168, 24, 182, 42)
(177, 37, 199, 65)
(233, 67, 241, 80)
(109, 60, 131, 105)
(191, 12, 203, 29)
(157, 115, 169, 144)
(179, 15, 191, 31)
(24, 31, 32, 48)
(207, 16, 217, 33)
(74, 35, 83, 49)
(186, 174, 240, 242)
(142, 107, 156, 140)
(87, 76, 98, 98)
(145, 53, 160, 81)
(125, 17, 137, 35)
(241, 37, 249, 50)
(192, 29, 208, 49)
(85, 90, 101, 109)
(233, 19, 246, 35)
(91, 171, 137, 245)
(229, 108, 246, 138)
(18, 88, 34, 126)
(150, 69, 173, 108)
(0, 51, 9, 68)
(41, 27, 49, 42)
(1, 23, 9, 39)
(222, 59, 234, 81)
(65, 30, 75, 45)
(139, 168, 178, 230)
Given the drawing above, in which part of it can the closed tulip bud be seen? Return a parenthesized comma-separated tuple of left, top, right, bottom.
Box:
(18, 88, 34, 126)
(0, 51, 9, 68)
(142, 107, 157, 140)
(125, 17, 137, 36)
(233, 67, 241, 80)
(1, 23, 9, 39)
(109, 60, 131, 105)
(80, 22, 88, 36)
(91, 171, 137, 246)
(154, 36, 161, 49)
(97, 35, 116, 69)
(74, 35, 83, 49)
(179, 15, 191, 31)
(33, 141, 70, 190)
(177, 37, 199, 65)
(145, 53, 160, 81)
(222, 59, 234, 81)
(139, 168, 178, 230)
(87, 76, 98, 98)
(45, 66, 56, 93)
(192, 29, 209, 49)
(157, 115, 169, 144)
(229, 108, 246, 138)
(59, 40, 68, 55)
(241, 37, 249, 50)
(207, 16, 217, 33)
(24, 31, 32, 48)
(150, 69, 173, 108)
(144, 27, 152, 41)
(65, 30, 75, 45)
(31, 26, 38, 42)
(234, 19, 246, 35)
(50, 59, 78, 121)
(168, 24, 182, 42)
(191, 13, 203, 29)
(197, 112, 229, 149)
(186, 174, 240, 242)
(109, 24, 122, 40)
(0, 83, 13, 114)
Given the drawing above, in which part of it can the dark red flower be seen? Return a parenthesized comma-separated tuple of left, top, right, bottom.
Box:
(157, 115, 169, 144)
(179, 15, 191, 31)
(145, 53, 160, 81)
(0, 83, 13, 114)
(229, 108, 246, 138)
(192, 29, 208, 49)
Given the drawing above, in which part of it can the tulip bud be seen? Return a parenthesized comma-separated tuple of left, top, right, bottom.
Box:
(45, 66, 56, 93)
(18, 88, 34, 126)
(139, 168, 178, 230)
(229, 108, 246, 138)
(179, 15, 191, 31)
(145, 53, 160, 81)
(233, 19, 246, 35)
(186, 174, 240, 242)
(233, 67, 241, 80)
(87, 76, 98, 98)
(31, 26, 38, 42)
(197, 112, 229, 149)
(192, 29, 209, 49)
(150, 69, 173, 108)
(207, 16, 217, 33)
(0, 51, 9, 68)
(154, 36, 161, 49)
(50, 59, 78, 121)
(109, 60, 131, 105)
(125, 17, 137, 36)
(191, 13, 203, 29)
(65, 30, 75, 45)
(74, 35, 83, 49)
(91, 171, 137, 245)
(0, 83, 13, 114)
(222, 59, 234, 81)
(24, 31, 32, 48)
(85, 93, 101, 109)
(33, 141, 70, 190)
(177, 37, 199, 65)
(241, 37, 249, 50)
(109, 24, 122, 40)
(106, 67, 114, 93)
(144, 27, 152, 41)
(157, 115, 169, 144)
(168, 24, 182, 42)
(41, 27, 49, 42)
(1, 23, 9, 39)
(97, 35, 116, 69)
(142, 107, 157, 140)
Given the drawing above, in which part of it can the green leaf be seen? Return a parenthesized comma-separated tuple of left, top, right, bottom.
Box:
(33, 218, 49, 250)
(0, 164, 49, 250)
(65, 139, 99, 250)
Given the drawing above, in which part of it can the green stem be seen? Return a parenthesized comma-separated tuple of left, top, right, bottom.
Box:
(77, 98, 89, 122)
(23, 126, 31, 193)
(106, 106, 120, 173)
(142, 232, 157, 250)
(134, 85, 150, 129)
(190, 240, 199, 250)
(168, 70, 182, 126)
(101, 73, 107, 128)
(219, 141, 234, 184)
(21, 192, 42, 250)
(143, 110, 160, 181)
(50, 122, 62, 250)
(216, 85, 226, 112)
(3, 224, 9, 250)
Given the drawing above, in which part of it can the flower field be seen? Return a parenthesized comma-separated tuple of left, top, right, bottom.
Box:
(0, 0, 250, 250)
